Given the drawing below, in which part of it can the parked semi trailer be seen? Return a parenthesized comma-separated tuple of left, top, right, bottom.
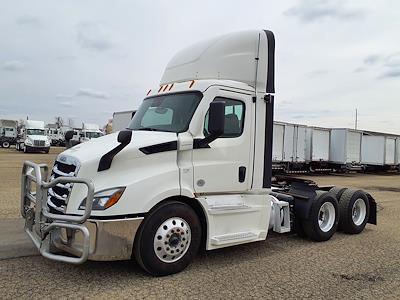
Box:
(21, 30, 377, 276)
(361, 133, 398, 171)
(305, 127, 331, 171)
(112, 110, 136, 133)
(272, 122, 307, 172)
(0, 119, 18, 148)
(329, 128, 363, 171)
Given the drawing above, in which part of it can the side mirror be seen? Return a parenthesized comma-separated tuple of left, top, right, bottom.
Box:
(208, 101, 225, 137)
(65, 131, 74, 141)
(194, 100, 225, 148)
(117, 130, 132, 144)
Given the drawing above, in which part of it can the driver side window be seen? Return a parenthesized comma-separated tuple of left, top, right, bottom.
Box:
(204, 97, 245, 138)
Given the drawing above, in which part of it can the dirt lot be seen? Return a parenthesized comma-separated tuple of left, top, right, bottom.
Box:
(0, 147, 64, 219)
(0, 147, 399, 299)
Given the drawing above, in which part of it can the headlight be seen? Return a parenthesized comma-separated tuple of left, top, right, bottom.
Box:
(45, 140, 50, 146)
(25, 139, 33, 145)
(79, 187, 125, 210)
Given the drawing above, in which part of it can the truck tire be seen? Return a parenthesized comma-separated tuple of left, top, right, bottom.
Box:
(329, 186, 347, 201)
(133, 201, 201, 276)
(2, 141, 10, 148)
(302, 191, 339, 242)
(338, 189, 370, 234)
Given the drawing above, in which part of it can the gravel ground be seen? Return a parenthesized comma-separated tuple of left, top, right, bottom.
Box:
(0, 147, 63, 219)
(0, 147, 399, 299)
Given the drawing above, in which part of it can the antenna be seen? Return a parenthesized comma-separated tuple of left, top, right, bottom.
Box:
(355, 108, 358, 130)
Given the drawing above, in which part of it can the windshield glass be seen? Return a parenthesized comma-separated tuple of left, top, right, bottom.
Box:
(128, 92, 202, 133)
(86, 131, 103, 139)
(27, 129, 45, 136)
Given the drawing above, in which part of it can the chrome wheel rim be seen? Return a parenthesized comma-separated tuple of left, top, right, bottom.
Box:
(352, 198, 367, 226)
(153, 217, 191, 263)
(318, 202, 335, 232)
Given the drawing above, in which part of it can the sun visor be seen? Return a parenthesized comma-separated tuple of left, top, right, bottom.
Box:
(160, 30, 275, 94)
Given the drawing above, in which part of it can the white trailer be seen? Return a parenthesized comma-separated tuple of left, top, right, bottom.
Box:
(384, 137, 396, 165)
(305, 127, 331, 171)
(361, 135, 385, 166)
(330, 129, 363, 170)
(112, 110, 136, 133)
(0, 119, 18, 148)
(21, 30, 377, 276)
(272, 122, 307, 172)
(396, 138, 400, 166)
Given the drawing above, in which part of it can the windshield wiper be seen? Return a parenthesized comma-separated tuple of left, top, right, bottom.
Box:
(137, 127, 159, 131)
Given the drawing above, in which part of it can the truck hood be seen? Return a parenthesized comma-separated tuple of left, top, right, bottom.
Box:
(27, 135, 49, 141)
(61, 130, 178, 164)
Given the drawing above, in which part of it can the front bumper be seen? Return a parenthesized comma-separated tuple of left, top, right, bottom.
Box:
(25, 145, 50, 152)
(21, 161, 142, 264)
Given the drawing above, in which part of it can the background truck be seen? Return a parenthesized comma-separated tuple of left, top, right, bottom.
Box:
(80, 123, 104, 142)
(0, 119, 18, 148)
(16, 120, 51, 153)
(112, 110, 136, 133)
(21, 30, 377, 276)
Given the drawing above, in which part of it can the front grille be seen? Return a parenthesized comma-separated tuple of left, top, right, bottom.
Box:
(47, 158, 78, 213)
(34, 140, 45, 147)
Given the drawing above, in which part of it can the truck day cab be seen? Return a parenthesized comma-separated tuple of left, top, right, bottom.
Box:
(22, 30, 377, 276)
(16, 120, 51, 153)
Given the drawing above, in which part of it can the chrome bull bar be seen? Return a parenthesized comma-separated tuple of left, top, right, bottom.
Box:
(21, 161, 94, 264)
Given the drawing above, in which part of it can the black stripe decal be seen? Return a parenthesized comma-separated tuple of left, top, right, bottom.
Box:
(263, 95, 274, 188)
(139, 141, 177, 155)
(263, 30, 275, 94)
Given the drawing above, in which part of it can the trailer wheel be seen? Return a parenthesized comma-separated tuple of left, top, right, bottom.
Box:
(133, 201, 201, 276)
(338, 189, 369, 234)
(303, 192, 339, 242)
(329, 186, 347, 201)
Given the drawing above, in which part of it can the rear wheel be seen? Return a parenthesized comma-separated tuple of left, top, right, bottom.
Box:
(338, 189, 369, 234)
(2, 141, 10, 148)
(133, 201, 201, 276)
(303, 192, 339, 242)
(329, 186, 347, 201)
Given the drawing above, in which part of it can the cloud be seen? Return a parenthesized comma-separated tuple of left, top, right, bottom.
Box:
(2, 60, 26, 71)
(56, 94, 74, 99)
(285, 0, 364, 22)
(307, 69, 332, 78)
(16, 15, 42, 27)
(361, 52, 400, 79)
(59, 101, 76, 107)
(77, 23, 114, 51)
(378, 68, 400, 79)
(76, 88, 110, 99)
(364, 54, 382, 65)
(56, 89, 110, 100)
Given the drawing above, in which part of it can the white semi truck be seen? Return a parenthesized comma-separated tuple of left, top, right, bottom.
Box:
(21, 30, 377, 276)
(16, 120, 51, 153)
(0, 119, 18, 148)
(80, 123, 104, 142)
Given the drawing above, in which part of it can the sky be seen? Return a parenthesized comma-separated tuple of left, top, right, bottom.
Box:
(0, 0, 399, 133)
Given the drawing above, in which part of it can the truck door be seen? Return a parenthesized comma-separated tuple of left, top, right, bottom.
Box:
(192, 89, 253, 193)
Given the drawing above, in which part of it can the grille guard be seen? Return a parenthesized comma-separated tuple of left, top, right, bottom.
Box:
(21, 161, 94, 264)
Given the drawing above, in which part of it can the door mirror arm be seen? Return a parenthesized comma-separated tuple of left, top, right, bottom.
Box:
(194, 100, 225, 148)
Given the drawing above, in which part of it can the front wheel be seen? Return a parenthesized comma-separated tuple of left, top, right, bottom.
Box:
(2, 141, 10, 148)
(302, 191, 339, 242)
(133, 201, 201, 276)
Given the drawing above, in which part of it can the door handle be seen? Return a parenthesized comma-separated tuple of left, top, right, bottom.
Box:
(239, 166, 246, 183)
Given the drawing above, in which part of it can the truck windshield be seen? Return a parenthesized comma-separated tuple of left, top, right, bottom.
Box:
(27, 129, 45, 135)
(128, 92, 202, 133)
(86, 131, 103, 139)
